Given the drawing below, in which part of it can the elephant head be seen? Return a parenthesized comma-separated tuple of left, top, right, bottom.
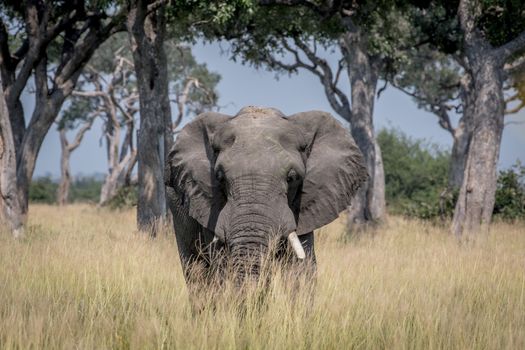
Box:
(166, 107, 367, 280)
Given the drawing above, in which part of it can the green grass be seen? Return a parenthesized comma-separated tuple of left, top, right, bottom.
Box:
(1, 204, 524, 349)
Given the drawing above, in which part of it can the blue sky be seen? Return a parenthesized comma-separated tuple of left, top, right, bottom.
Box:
(32, 41, 524, 178)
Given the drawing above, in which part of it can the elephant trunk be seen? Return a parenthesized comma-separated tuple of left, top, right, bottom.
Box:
(225, 175, 297, 284)
(227, 212, 273, 284)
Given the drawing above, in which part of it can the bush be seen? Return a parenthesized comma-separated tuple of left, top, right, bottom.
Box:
(29, 176, 103, 204)
(377, 128, 450, 219)
(70, 176, 103, 203)
(378, 128, 525, 222)
(106, 185, 138, 209)
(493, 162, 525, 222)
(29, 177, 58, 204)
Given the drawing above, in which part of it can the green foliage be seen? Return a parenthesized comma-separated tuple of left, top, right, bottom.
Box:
(494, 162, 525, 222)
(379, 129, 525, 222)
(29, 178, 59, 204)
(29, 176, 103, 204)
(378, 128, 450, 219)
(106, 186, 138, 210)
(391, 45, 463, 115)
(58, 98, 99, 131)
(69, 177, 103, 203)
(478, 0, 525, 47)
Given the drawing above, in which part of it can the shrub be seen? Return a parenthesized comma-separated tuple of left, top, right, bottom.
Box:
(379, 128, 525, 222)
(106, 185, 138, 209)
(493, 161, 525, 222)
(29, 177, 58, 204)
(377, 128, 450, 219)
(70, 176, 103, 203)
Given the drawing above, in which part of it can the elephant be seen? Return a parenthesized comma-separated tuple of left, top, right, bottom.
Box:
(165, 106, 367, 288)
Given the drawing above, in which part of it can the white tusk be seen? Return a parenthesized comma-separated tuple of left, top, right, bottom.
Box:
(212, 235, 219, 244)
(287, 231, 306, 260)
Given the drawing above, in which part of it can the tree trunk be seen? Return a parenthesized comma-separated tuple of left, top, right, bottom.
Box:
(16, 91, 65, 218)
(448, 119, 471, 189)
(0, 76, 24, 237)
(128, 2, 172, 235)
(342, 31, 386, 230)
(370, 140, 386, 219)
(57, 129, 71, 206)
(99, 172, 124, 205)
(99, 153, 135, 206)
(448, 74, 475, 189)
(452, 58, 505, 236)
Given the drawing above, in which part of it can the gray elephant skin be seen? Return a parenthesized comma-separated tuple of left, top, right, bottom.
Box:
(165, 106, 367, 286)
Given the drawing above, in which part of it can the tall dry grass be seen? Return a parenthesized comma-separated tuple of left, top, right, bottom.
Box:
(0, 204, 524, 349)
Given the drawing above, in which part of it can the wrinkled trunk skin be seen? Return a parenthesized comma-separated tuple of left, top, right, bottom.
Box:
(226, 176, 289, 285)
(57, 130, 71, 206)
(128, 2, 172, 235)
(344, 32, 386, 230)
(452, 59, 504, 236)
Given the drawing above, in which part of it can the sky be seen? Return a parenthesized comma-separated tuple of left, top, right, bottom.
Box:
(31, 41, 525, 178)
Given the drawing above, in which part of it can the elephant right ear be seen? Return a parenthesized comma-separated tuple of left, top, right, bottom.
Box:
(165, 112, 230, 231)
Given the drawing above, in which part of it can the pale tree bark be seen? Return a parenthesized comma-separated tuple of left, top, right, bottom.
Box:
(341, 26, 386, 227)
(128, 0, 172, 235)
(452, 60, 504, 235)
(451, 0, 525, 236)
(391, 61, 479, 192)
(72, 66, 138, 206)
(448, 120, 470, 189)
(57, 114, 97, 205)
(0, 75, 24, 237)
(0, 3, 125, 235)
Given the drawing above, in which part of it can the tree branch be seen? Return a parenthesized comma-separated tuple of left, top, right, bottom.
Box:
(505, 101, 525, 115)
(258, 0, 338, 17)
(496, 30, 525, 62)
(68, 113, 97, 152)
(292, 37, 351, 120)
(504, 54, 525, 75)
(174, 78, 198, 130)
(0, 18, 13, 80)
(391, 81, 457, 136)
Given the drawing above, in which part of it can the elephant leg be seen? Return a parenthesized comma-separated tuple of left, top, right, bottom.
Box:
(172, 208, 220, 311)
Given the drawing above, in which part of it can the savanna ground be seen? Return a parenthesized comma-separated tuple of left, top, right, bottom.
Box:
(0, 204, 524, 349)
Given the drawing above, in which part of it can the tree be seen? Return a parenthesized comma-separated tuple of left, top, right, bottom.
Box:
(389, 47, 472, 190)
(217, 1, 427, 229)
(415, 0, 525, 236)
(56, 98, 100, 205)
(72, 61, 139, 206)
(0, 1, 125, 236)
(127, 0, 172, 235)
(377, 0, 525, 235)
(391, 44, 525, 190)
(71, 32, 219, 206)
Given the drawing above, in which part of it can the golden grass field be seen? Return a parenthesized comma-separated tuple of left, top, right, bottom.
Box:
(1, 204, 524, 349)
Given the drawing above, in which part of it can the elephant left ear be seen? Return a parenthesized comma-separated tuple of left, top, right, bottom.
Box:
(288, 111, 368, 235)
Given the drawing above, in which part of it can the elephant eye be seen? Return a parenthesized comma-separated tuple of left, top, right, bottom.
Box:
(216, 168, 225, 182)
(287, 169, 299, 183)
